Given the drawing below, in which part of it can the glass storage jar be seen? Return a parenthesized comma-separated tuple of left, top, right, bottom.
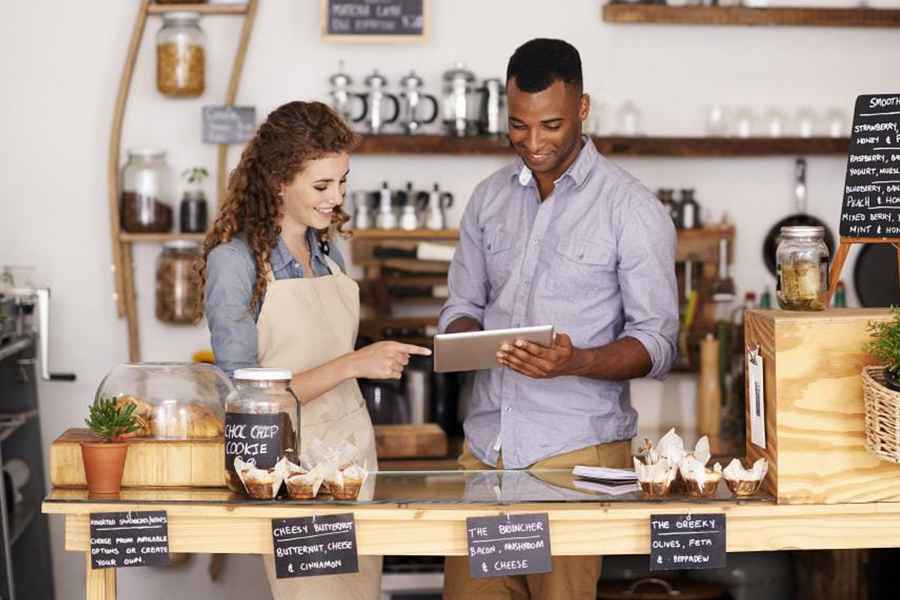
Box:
(156, 241, 202, 324)
(224, 369, 300, 494)
(179, 189, 208, 233)
(156, 11, 206, 97)
(776, 225, 830, 311)
(95, 362, 231, 440)
(121, 149, 174, 233)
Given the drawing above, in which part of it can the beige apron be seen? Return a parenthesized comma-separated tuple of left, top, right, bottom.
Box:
(257, 254, 381, 599)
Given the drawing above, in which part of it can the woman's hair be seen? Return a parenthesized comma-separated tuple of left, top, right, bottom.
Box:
(199, 101, 360, 315)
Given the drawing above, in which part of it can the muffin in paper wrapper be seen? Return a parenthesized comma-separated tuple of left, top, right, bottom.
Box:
(234, 457, 289, 499)
(679, 458, 722, 498)
(333, 465, 367, 500)
(285, 464, 326, 500)
(634, 457, 677, 498)
(723, 458, 768, 497)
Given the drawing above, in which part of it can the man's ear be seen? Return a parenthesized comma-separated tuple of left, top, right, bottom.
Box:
(579, 93, 590, 123)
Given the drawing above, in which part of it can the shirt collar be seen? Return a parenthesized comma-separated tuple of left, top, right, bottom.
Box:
(513, 136, 597, 189)
(270, 229, 324, 275)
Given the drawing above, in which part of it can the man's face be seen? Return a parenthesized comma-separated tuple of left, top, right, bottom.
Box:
(506, 77, 589, 179)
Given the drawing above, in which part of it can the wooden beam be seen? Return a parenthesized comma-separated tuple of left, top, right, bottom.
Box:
(602, 4, 900, 28)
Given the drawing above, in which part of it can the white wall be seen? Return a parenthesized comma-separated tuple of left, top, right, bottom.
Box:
(1, 1, 897, 598)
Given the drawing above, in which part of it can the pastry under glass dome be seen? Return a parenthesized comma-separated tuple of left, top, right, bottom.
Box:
(94, 362, 233, 440)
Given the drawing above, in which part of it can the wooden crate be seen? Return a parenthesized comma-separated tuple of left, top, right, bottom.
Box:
(745, 309, 899, 504)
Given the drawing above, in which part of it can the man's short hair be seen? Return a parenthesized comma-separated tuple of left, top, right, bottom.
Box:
(506, 38, 583, 93)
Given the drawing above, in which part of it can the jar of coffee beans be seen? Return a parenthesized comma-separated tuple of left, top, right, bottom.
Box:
(121, 149, 174, 233)
(156, 241, 202, 324)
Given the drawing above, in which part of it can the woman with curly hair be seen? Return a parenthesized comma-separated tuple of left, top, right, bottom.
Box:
(202, 100, 429, 598)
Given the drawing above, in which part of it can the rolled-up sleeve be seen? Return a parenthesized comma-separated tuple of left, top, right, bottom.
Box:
(438, 186, 489, 333)
(205, 242, 259, 377)
(615, 189, 679, 380)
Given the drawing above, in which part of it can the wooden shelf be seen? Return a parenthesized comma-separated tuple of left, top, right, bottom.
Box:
(355, 134, 850, 157)
(147, 3, 249, 15)
(119, 232, 206, 243)
(602, 3, 900, 28)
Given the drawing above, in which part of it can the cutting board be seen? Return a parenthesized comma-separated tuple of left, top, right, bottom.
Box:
(51, 424, 448, 488)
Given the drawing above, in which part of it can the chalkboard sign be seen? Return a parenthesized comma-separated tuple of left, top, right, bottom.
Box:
(89, 511, 169, 569)
(224, 413, 285, 471)
(272, 514, 359, 579)
(840, 93, 900, 238)
(202, 105, 256, 145)
(322, 0, 428, 42)
(649, 514, 725, 571)
(466, 513, 552, 579)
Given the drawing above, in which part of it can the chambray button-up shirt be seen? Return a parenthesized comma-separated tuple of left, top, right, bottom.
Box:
(438, 138, 678, 469)
(205, 230, 345, 377)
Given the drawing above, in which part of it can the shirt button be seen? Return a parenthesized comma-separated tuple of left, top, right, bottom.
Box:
(505, 407, 511, 412)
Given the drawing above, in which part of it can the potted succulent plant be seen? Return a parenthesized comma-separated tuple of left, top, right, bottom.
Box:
(81, 397, 138, 494)
(867, 307, 900, 392)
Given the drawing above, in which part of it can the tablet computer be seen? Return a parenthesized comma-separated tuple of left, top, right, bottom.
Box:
(433, 325, 555, 373)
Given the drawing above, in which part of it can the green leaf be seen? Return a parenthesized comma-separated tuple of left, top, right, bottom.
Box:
(867, 306, 900, 372)
(85, 396, 140, 442)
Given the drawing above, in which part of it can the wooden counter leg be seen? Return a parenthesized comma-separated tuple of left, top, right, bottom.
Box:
(85, 553, 116, 600)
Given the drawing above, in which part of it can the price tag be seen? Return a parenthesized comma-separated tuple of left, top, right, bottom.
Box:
(747, 346, 766, 449)
(466, 513, 552, 578)
(271, 514, 358, 579)
(202, 105, 256, 144)
(89, 511, 169, 569)
(650, 514, 725, 571)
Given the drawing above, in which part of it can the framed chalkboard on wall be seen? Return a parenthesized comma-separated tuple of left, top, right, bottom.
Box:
(321, 0, 429, 43)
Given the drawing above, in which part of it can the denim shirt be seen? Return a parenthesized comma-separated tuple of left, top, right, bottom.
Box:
(205, 230, 346, 377)
(438, 138, 678, 468)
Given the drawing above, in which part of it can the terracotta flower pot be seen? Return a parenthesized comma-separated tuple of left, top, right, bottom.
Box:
(81, 441, 129, 494)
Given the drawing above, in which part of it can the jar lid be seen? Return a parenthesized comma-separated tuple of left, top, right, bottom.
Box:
(163, 11, 201, 21)
(443, 61, 475, 82)
(162, 240, 201, 251)
(127, 148, 166, 159)
(780, 225, 825, 238)
(400, 70, 424, 89)
(364, 70, 388, 87)
(234, 368, 292, 382)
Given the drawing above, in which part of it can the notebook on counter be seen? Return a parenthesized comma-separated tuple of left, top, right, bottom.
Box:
(572, 465, 638, 485)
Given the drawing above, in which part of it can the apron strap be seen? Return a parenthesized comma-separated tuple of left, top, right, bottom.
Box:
(322, 254, 343, 276)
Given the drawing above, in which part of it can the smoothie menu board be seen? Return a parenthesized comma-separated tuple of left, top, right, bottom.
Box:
(841, 93, 900, 238)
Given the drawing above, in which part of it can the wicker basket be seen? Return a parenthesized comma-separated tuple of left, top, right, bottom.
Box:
(863, 365, 900, 464)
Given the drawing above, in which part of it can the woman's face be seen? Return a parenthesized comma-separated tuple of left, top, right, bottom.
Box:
(279, 152, 349, 231)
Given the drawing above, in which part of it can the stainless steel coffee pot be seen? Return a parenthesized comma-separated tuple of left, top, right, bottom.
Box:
(328, 61, 366, 125)
(398, 70, 439, 134)
(423, 183, 453, 231)
(441, 62, 477, 137)
(351, 190, 374, 230)
(478, 78, 507, 136)
(362, 70, 400, 134)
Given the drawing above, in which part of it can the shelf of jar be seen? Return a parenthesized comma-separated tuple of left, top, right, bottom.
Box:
(601, 3, 900, 28)
(354, 134, 850, 157)
(147, 3, 249, 16)
(119, 232, 206, 243)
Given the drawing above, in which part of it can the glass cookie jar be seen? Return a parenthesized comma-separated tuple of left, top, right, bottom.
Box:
(224, 369, 300, 494)
(95, 362, 232, 440)
(776, 225, 830, 311)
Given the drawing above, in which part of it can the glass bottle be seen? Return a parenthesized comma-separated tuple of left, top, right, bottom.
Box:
(679, 189, 701, 230)
(776, 225, 830, 311)
(156, 12, 206, 97)
(121, 149, 174, 233)
(224, 369, 300, 494)
(155, 241, 202, 324)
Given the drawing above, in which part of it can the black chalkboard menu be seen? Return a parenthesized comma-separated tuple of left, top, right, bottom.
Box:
(272, 514, 359, 579)
(649, 514, 725, 571)
(841, 93, 900, 238)
(466, 513, 552, 578)
(323, 0, 426, 40)
(89, 511, 169, 569)
(202, 105, 256, 145)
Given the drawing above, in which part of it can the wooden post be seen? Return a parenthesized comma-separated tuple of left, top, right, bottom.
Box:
(85, 553, 116, 600)
(828, 236, 900, 305)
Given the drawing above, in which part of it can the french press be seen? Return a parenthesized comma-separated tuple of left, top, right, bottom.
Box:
(398, 70, 439, 134)
(441, 62, 477, 138)
(327, 61, 366, 126)
(478, 78, 507, 136)
(362, 70, 400, 135)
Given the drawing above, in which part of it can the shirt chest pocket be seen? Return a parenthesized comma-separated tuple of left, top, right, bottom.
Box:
(484, 227, 516, 290)
(548, 238, 616, 295)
